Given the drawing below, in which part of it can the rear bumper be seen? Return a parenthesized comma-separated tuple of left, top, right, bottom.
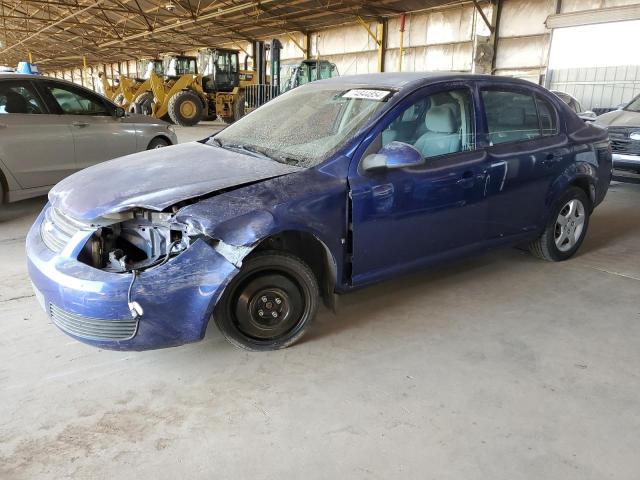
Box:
(27, 207, 238, 351)
(613, 153, 640, 171)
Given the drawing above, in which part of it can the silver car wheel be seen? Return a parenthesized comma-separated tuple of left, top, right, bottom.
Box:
(554, 198, 586, 252)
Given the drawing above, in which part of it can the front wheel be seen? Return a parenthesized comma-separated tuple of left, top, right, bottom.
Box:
(214, 251, 319, 351)
(529, 187, 590, 261)
(147, 137, 170, 149)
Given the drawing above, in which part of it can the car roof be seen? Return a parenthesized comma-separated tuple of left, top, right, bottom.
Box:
(311, 72, 540, 91)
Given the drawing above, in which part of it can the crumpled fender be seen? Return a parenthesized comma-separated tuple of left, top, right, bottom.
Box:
(174, 166, 349, 282)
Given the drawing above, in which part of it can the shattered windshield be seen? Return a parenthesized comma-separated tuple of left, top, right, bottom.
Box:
(209, 87, 390, 167)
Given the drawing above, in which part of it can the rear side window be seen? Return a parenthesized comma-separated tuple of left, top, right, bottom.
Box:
(536, 96, 559, 136)
(481, 90, 541, 145)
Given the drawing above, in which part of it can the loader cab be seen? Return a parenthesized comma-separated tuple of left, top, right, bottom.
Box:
(199, 48, 240, 93)
(280, 59, 338, 92)
(164, 55, 198, 79)
(136, 59, 164, 80)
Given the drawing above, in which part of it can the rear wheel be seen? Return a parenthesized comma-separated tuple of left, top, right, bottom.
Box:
(214, 251, 319, 351)
(168, 90, 203, 126)
(529, 187, 590, 261)
(132, 92, 154, 116)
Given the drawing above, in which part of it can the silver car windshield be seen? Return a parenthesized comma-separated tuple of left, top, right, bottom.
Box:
(210, 87, 389, 167)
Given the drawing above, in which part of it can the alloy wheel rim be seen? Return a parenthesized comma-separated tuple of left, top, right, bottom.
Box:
(554, 198, 585, 252)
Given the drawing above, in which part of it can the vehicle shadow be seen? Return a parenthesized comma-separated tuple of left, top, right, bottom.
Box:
(304, 249, 525, 345)
(0, 196, 47, 224)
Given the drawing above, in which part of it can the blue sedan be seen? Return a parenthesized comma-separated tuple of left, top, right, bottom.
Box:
(26, 73, 612, 351)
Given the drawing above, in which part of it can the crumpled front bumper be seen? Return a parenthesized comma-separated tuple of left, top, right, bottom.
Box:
(26, 208, 239, 351)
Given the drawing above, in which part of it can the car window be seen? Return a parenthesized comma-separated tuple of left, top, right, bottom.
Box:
(481, 89, 541, 145)
(382, 88, 475, 158)
(47, 84, 110, 116)
(0, 81, 46, 114)
(536, 96, 559, 137)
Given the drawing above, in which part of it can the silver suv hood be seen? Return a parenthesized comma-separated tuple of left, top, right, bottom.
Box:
(596, 109, 640, 128)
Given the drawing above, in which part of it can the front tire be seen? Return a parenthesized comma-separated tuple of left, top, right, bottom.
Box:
(214, 251, 319, 351)
(147, 137, 170, 149)
(529, 187, 590, 261)
(168, 90, 203, 126)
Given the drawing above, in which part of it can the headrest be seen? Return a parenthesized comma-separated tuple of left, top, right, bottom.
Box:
(500, 106, 526, 127)
(425, 105, 457, 134)
(4, 91, 29, 114)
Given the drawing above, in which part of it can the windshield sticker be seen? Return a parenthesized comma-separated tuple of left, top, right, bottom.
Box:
(342, 89, 392, 101)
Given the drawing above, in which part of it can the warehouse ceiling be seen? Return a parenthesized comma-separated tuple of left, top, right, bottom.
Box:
(0, 0, 469, 70)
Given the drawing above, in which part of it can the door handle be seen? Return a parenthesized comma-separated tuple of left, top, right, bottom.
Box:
(456, 171, 476, 188)
(72, 121, 89, 127)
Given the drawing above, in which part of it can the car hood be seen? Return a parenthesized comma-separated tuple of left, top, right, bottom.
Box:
(596, 109, 640, 128)
(49, 142, 303, 221)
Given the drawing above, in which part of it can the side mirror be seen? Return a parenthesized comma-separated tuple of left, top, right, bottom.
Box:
(114, 106, 126, 118)
(361, 141, 425, 172)
(578, 111, 597, 122)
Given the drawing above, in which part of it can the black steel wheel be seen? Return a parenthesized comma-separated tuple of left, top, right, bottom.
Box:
(214, 251, 319, 351)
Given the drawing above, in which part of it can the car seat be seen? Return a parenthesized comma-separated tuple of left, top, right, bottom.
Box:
(4, 91, 30, 114)
(413, 106, 461, 157)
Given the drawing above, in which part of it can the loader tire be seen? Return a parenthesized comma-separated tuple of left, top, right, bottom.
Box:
(132, 92, 154, 116)
(220, 93, 246, 124)
(168, 90, 203, 126)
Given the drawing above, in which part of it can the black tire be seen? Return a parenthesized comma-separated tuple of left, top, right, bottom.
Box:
(529, 186, 591, 261)
(168, 90, 203, 126)
(132, 92, 154, 116)
(220, 93, 245, 124)
(112, 93, 126, 107)
(214, 251, 319, 351)
(147, 137, 170, 149)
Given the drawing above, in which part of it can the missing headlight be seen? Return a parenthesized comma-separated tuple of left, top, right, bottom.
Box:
(78, 210, 190, 273)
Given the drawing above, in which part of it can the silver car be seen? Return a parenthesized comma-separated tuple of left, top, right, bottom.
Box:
(0, 74, 177, 203)
(595, 94, 640, 172)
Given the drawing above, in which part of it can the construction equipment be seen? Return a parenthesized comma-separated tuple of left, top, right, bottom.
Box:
(280, 59, 339, 93)
(111, 59, 163, 109)
(130, 50, 255, 126)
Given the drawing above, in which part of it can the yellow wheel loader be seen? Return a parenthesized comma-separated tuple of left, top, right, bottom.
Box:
(130, 49, 255, 126)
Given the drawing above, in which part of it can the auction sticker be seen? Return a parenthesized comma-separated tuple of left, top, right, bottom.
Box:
(342, 89, 392, 101)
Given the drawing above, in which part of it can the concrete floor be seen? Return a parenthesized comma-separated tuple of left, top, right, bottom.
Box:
(1, 132, 639, 478)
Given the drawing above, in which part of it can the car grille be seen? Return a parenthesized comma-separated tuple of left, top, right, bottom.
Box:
(40, 207, 91, 253)
(608, 126, 640, 156)
(49, 304, 138, 341)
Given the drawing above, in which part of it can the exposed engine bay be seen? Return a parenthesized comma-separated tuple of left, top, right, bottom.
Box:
(78, 210, 190, 273)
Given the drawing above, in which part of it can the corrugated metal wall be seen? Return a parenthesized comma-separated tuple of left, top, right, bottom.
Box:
(43, 0, 640, 99)
(548, 65, 640, 110)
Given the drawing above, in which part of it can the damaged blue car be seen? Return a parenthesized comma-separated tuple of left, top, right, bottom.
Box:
(26, 73, 612, 351)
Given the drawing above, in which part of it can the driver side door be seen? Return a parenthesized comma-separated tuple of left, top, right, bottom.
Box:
(348, 84, 490, 286)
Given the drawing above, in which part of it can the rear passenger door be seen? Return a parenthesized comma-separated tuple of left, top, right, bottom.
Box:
(0, 78, 75, 189)
(480, 85, 569, 239)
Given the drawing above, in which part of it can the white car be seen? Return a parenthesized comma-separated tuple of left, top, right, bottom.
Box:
(0, 74, 177, 203)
